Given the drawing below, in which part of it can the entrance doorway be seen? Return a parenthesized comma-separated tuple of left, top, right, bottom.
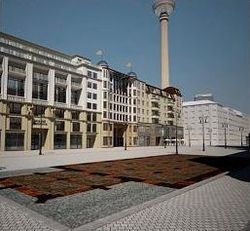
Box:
(87, 135, 96, 148)
(113, 124, 126, 147)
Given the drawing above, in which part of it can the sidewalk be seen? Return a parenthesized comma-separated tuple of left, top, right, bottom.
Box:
(0, 146, 247, 172)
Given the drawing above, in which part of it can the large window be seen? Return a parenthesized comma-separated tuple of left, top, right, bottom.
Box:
(32, 82, 47, 100)
(70, 135, 82, 149)
(55, 87, 66, 103)
(7, 78, 24, 96)
(71, 90, 80, 105)
(5, 133, 24, 151)
(54, 134, 66, 149)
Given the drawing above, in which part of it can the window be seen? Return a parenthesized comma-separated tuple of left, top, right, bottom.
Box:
(9, 103, 22, 114)
(92, 113, 97, 121)
(55, 121, 65, 131)
(72, 111, 80, 120)
(87, 92, 92, 99)
(87, 82, 92, 88)
(55, 87, 66, 103)
(93, 103, 97, 110)
(103, 81, 107, 88)
(70, 135, 82, 149)
(55, 109, 64, 118)
(33, 105, 46, 116)
(7, 78, 24, 96)
(54, 134, 66, 149)
(103, 101, 107, 109)
(93, 72, 97, 79)
(9, 117, 22, 130)
(103, 123, 109, 131)
(93, 93, 97, 100)
(5, 133, 24, 151)
(87, 70, 92, 78)
(93, 83, 97, 89)
(133, 126, 137, 132)
(92, 124, 97, 133)
(71, 90, 80, 105)
(87, 123, 91, 132)
(103, 137, 112, 146)
(87, 103, 91, 109)
(32, 82, 48, 100)
(72, 122, 80, 132)
(103, 92, 107, 99)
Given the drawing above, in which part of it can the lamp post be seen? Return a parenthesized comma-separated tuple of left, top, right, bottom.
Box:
(239, 127, 244, 147)
(222, 123, 228, 149)
(39, 108, 43, 155)
(199, 115, 208, 152)
(124, 122, 128, 151)
(175, 112, 180, 154)
(187, 126, 192, 147)
(208, 128, 212, 146)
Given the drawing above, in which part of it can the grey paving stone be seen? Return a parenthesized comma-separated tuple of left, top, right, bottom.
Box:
(95, 167, 250, 231)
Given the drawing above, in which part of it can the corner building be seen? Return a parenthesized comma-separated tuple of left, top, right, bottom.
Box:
(0, 32, 183, 151)
(0, 32, 102, 151)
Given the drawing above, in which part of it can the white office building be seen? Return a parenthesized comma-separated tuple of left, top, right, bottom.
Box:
(183, 96, 250, 147)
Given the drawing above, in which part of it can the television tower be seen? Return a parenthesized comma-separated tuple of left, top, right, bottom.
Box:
(153, 0, 175, 89)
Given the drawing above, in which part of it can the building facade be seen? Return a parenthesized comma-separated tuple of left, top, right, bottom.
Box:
(0, 32, 183, 152)
(183, 96, 250, 147)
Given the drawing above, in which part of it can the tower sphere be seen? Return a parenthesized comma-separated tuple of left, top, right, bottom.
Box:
(153, 0, 175, 18)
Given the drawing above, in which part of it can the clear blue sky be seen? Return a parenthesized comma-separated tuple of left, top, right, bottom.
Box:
(2, 0, 250, 113)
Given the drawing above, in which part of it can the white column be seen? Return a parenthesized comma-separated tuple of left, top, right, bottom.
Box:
(79, 77, 86, 109)
(25, 63, 33, 102)
(160, 16, 170, 89)
(66, 74, 71, 107)
(48, 69, 55, 105)
(1, 57, 8, 99)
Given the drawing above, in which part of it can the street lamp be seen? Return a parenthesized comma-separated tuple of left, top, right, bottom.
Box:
(187, 126, 192, 147)
(124, 122, 128, 151)
(38, 107, 43, 155)
(175, 112, 180, 154)
(208, 128, 212, 146)
(222, 122, 228, 149)
(199, 115, 208, 152)
(239, 127, 244, 147)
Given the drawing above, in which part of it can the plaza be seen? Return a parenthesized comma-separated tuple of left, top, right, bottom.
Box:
(0, 146, 250, 230)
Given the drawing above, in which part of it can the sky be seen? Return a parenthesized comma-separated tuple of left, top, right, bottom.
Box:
(1, 0, 250, 114)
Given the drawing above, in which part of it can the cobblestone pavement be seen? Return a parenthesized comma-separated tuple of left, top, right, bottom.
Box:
(0, 164, 249, 231)
(94, 167, 250, 231)
(0, 195, 64, 231)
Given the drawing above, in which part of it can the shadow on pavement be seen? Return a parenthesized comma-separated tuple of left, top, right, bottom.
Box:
(190, 149, 250, 183)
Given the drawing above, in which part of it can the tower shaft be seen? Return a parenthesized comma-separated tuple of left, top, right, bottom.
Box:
(160, 15, 170, 89)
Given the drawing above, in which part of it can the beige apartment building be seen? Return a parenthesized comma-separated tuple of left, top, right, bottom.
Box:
(0, 32, 183, 152)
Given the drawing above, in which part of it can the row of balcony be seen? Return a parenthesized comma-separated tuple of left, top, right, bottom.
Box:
(6, 95, 82, 109)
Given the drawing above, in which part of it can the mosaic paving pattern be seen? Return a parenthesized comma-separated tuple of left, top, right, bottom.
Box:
(0, 154, 249, 203)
